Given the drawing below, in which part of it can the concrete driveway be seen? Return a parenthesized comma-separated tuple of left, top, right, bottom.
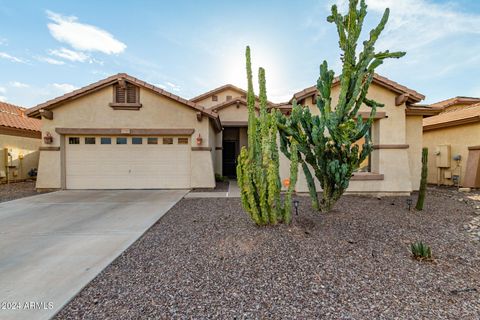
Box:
(0, 189, 187, 320)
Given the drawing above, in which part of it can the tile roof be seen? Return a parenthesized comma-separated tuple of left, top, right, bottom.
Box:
(0, 101, 41, 132)
(428, 96, 480, 110)
(190, 84, 247, 103)
(291, 73, 425, 104)
(25, 73, 221, 130)
(423, 103, 480, 131)
(210, 97, 283, 112)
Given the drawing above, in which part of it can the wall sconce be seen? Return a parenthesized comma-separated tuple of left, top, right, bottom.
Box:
(43, 132, 53, 144)
(196, 133, 203, 145)
(282, 178, 290, 188)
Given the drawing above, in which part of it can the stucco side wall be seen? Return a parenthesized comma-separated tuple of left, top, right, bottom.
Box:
(216, 104, 250, 122)
(36, 150, 61, 189)
(191, 150, 215, 188)
(37, 85, 215, 189)
(0, 134, 40, 181)
(406, 116, 424, 190)
(423, 123, 480, 186)
(279, 148, 411, 194)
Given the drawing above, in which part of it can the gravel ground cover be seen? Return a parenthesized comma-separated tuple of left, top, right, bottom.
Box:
(0, 181, 49, 202)
(191, 180, 229, 192)
(56, 188, 480, 319)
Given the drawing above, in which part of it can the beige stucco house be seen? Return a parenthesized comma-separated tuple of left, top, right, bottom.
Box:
(1, 101, 41, 182)
(423, 98, 480, 188)
(26, 73, 430, 195)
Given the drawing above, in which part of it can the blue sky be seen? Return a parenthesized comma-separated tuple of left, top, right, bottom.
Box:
(1, 0, 480, 107)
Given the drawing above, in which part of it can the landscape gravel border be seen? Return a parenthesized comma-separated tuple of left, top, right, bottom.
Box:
(56, 188, 480, 319)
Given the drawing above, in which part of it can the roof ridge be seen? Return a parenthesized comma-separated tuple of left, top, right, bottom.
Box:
(190, 84, 247, 103)
(26, 73, 220, 124)
(291, 74, 425, 103)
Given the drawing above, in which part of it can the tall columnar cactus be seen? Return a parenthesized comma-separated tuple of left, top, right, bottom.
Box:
(278, 0, 405, 212)
(237, 46, 298, 225)
(415, 148, 428, 211)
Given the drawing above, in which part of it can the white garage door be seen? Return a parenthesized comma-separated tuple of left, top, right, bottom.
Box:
(65, 136, 191, 189)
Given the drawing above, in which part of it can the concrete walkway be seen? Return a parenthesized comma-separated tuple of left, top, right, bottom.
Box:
(0, 189, 187, 320)
(185, 180, 241, 198)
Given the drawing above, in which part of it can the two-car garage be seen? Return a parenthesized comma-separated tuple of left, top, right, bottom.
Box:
(27, 73, 220, 191)
(65, 135, 191, 189)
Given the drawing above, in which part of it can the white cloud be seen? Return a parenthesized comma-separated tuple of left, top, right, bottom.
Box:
(46, 10, 127, 54)
(360, 0, 480, 52)
(51, 83, 78, 94)
(0, 52, 26, 63)
(9, 81, 29, 88)
(37, 56, 65, 65)
(329, 0, 480, 52)
(0, 86, 6, 94)
(49, 48, 89, 62)
(0, 96, 6, 102)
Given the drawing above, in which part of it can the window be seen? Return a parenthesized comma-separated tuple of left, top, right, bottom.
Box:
(178, 137, 188, 144)
(101, 137, 111, 144)
(226, 95, 232, 101)
(147, 137, 158, 145)
(163, 137, 173, 145)
(85, 137, 96, 144)
(116, 137, 127, 145)
(354, 128, 372, 173)
(69, 137, 80, 144)
(212, 95, 218, 102)
(114, 82, 138, 104)
(132, 137, 143, 145)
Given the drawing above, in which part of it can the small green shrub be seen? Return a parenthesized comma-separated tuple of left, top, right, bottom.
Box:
(215, 174, 228, 182)
(410, 241, 432, 260)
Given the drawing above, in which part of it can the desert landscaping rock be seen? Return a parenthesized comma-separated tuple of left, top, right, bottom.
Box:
(0, 181, 50, 202)
(56, 188, 480, 319)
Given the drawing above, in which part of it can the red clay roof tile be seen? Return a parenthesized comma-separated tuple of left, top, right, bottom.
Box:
(0, 101, 41, 132)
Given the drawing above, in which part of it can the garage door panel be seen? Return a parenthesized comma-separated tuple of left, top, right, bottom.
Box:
(65, 136, 191, 189)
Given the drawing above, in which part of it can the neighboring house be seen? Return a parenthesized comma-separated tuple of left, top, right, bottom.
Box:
(26, 73, 431, 195)
(428, 96, 480, 113)
(423, 102, 480, 188)
(0, 101, 41, 182)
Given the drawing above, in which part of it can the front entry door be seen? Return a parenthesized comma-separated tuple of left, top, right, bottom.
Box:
(222, 140, 239, 177)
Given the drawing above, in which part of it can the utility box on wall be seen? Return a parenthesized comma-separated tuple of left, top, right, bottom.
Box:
(435, 145, 451, 168)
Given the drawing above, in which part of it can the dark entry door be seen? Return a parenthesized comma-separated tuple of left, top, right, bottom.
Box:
(223, 140, 239, 177)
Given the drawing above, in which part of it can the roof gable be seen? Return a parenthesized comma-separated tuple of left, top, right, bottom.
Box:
(428, 96, 480, 110)
(26, 73, 220, 129)
(291, 73, 425, 104)
(190, 84, 247, 103)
